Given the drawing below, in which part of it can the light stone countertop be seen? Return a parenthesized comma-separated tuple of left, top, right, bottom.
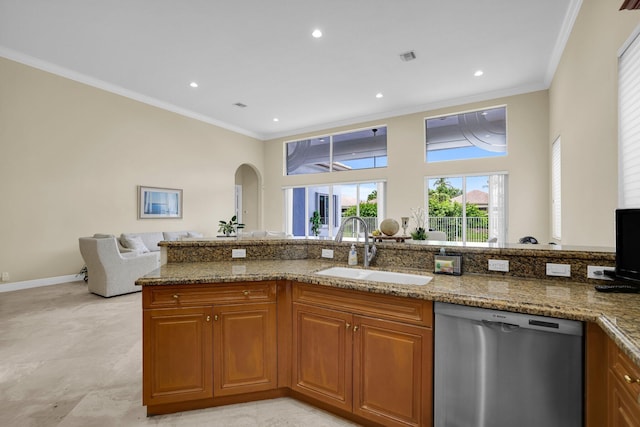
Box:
(137, 259, 640, 366)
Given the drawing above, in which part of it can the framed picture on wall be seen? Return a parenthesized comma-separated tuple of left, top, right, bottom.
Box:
(138, 186, 182, 219)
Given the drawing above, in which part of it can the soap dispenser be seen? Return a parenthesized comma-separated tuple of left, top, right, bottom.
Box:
(348, 244, 358, 266)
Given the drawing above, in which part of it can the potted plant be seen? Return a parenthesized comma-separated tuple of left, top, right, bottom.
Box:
(410, 207, 428, 240)
(218, 215, 244, 237)
(310, 211, 321, 237)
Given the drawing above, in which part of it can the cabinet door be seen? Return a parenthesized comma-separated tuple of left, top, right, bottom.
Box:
(353, 315, 432, 427)
(291, 303, 353, 412)
(213, 302, 277, 397)
(608, 340, 640, 426)
(143, 307, 213, 406)
(609, 376, 640, 427)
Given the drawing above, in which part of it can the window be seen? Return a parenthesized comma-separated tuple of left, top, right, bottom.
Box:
(286, 127, 387, 175)
(425, 174, 507, 244)
(552, 137, 562, 240)
(284, 181, 385, 238)
(425, 107, 507, 162)
(619, 30, 640, 208)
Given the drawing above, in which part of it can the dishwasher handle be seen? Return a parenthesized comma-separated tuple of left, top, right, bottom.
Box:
(482, 319, 520, 332)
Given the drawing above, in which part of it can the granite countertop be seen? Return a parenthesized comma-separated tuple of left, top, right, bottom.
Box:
(137, 259, 640, 366)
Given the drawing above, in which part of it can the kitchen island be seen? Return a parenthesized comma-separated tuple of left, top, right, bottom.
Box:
(138, 240, 640, 426)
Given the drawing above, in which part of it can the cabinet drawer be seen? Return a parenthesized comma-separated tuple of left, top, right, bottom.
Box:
(143, 281, 277, 308)
(609, 340, 640, 409)
(293, 282, 432, 327)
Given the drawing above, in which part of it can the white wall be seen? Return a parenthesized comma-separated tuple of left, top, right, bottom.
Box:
(265, 1, 640, 249)
(549, 0, 640, 246)
(263, 91, 550, 244)
(4, 0, 639, 285)
(0, 57, 263, 283)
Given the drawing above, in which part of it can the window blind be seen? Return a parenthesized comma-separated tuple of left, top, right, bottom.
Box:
(620, 0, 640, 10)
(619, 31, 640, 208)
(552, 137, 562, 240)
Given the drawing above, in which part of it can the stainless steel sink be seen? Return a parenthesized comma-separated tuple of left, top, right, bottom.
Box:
(315, 266, 433, 285)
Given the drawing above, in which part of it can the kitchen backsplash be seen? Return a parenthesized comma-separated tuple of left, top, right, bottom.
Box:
(161, 239, 615, 284)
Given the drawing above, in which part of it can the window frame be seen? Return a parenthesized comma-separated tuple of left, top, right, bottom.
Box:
(283, 180, 386, 239)
(424, 106, 508, 163)
(619, 27, 640, 208)
(551, 136, 562, 240)
(424, 172, 508, 244)
(284, 125, 387, 176)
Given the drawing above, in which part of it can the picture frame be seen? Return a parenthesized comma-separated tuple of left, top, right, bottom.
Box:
(138, 186, 182, 219)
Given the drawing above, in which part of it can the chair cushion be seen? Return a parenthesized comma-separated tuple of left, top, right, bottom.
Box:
(121, 232, 164, 252)
(120, 235, 150, 254)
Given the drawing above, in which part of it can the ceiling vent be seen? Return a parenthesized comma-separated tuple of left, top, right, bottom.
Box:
(399, 51, 417, 62)
(233, 102, 247, 108)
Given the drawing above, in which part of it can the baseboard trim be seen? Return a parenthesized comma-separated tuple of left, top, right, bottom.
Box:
(0, 274, 84, 293)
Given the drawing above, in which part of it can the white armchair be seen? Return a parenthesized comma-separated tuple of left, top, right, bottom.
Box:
(79, 235, 160, 297)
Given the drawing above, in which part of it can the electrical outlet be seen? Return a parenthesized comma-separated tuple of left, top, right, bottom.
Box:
(1, 272, 9, 281)
(231, 249, 246, 258)
(587, 265, 615, 280)
(488, 259, 509, 272)
(321, 249, 334, 259)
(546, 263, 571, 277)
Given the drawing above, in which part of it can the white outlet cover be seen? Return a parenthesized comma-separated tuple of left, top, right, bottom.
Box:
(587, 265, 615, 280)
(546, 263, 571, 277)
(488, 259, 509, 272)
(321, 249, 334, 259)
(232, 249, 246, 258)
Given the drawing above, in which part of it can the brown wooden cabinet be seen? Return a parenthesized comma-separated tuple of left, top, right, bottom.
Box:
(608, 336, 640, 426)
(213, 302, 277, 397)
(353, 315, 431, 427)
(143, 306, 213, 406)
(292, 282, 433, 427)
(142, 280, 433, 425)
(143, 282, 278, 412)
(292, 303, 353, 411)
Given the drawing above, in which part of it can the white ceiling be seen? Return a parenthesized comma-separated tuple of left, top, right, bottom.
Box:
(0, 0, 581, 140)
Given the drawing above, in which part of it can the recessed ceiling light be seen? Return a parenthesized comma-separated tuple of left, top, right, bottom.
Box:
(312, 29, 322, 38)
(189, 82, 198, 88)
(474, 70, 484, 77)
(273, 118, 279, 122)
(376, 93, 384, 99)
(481, 111, 488, 116)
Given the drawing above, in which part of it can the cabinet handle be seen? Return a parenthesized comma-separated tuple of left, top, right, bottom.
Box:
(346, 323, 351, 329)
(214, 314, 219, 321)
(624, 374, 640, 384)
(206, 315, 211, 322)
(353, 325, 359, 332)
(243, 290, 250, 296)
(172, 294, 179, 299)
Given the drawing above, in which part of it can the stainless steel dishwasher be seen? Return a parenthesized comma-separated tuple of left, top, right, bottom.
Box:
(434, 302, 583, 427)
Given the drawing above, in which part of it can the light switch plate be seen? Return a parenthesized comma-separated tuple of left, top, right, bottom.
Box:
(546, 263, 571, 277)
(232, 249, 246, 258)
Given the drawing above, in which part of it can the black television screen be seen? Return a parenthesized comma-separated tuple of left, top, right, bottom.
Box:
(616, 208, 640, 283)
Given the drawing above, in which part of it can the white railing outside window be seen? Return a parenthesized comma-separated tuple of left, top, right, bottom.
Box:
(427, 217, 493, 243)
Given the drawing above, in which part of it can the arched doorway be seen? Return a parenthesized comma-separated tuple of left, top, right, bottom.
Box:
(234, 164, 261, 231)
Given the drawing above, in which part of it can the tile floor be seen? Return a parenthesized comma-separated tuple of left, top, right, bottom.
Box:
(0, 282, 359, 426)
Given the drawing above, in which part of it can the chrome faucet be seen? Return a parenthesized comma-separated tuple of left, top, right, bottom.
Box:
(335, 216, 377, 267)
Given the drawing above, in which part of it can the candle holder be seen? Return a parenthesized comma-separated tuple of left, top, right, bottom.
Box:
(401, 217, 409, 236)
